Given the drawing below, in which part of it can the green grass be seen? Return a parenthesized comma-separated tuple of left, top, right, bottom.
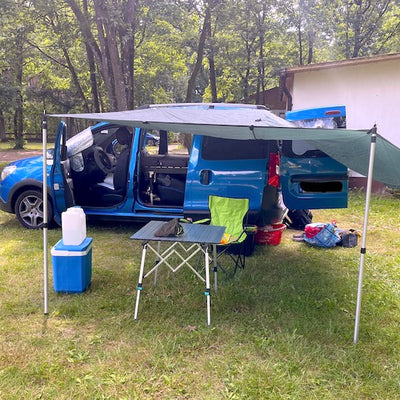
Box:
(1, 192, 400, 399)
(0, 141, 44, 151)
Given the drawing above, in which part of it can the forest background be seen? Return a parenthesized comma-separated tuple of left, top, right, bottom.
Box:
(1, 0, 400, 148)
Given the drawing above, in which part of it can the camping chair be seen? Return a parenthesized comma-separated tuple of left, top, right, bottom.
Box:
(195, 195, 250, 282)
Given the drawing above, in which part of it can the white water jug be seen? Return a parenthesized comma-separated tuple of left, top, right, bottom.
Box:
(61, 207, 86, 246)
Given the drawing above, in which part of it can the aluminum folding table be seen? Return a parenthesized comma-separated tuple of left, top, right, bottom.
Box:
(130, 220, 225, 325)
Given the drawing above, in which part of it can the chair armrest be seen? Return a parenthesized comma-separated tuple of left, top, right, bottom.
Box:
(180, 217, 210, 224)
(244, 224, 257, 233)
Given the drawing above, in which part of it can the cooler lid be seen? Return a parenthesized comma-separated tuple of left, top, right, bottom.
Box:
(286, 105, 346, 121)
(52, 237, 93, 252)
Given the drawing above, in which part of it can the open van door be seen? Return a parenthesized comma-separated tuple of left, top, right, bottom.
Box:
(50, 121, 75, 224)
(280, 106, 349, 209)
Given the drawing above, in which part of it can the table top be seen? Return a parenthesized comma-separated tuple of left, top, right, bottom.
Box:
(130, 220, 225, 245)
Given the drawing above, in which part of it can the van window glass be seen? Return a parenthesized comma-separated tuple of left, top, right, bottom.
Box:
(292, 141, 319, 156)
(201, 137, 269, 160)
(143, 130, 191, 155)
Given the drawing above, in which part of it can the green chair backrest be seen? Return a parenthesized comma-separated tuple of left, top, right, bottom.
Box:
(208, 195, 249, 243)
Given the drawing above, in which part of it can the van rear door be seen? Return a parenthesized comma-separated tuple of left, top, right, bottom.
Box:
(280, 106, 348, 209)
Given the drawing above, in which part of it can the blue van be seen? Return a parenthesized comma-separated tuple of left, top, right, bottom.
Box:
(0, 103, 348, 229)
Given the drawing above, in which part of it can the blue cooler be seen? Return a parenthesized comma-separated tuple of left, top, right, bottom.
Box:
(51, 237, 93, 293)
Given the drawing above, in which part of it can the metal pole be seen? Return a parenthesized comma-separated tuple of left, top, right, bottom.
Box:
(354, 126, 377, 343)
(134, 243, 148, 320)
(42, 113, 49, 315)
(204, 245, 211, 326)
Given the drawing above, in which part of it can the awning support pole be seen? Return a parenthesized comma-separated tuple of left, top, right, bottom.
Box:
(42, 113, 49, 315)
(354, 125, 377, 343)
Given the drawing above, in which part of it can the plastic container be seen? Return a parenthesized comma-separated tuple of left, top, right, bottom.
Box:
(51, 237, 92, 293)
(61, 207, 86, 246)
(255, 223, 286, 245)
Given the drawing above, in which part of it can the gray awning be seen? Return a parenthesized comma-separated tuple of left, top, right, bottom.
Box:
(51, 106, 400, 188)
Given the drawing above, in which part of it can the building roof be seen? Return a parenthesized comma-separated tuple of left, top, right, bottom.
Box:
(283, 52, 400, 75)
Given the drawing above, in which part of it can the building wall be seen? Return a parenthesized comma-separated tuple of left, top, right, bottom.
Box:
(290, 59, 400, 147)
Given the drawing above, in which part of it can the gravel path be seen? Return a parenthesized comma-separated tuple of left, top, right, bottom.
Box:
(0, 150, 42, 163)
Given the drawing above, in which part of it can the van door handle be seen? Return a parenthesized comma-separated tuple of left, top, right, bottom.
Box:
(200, 169, 212, 185)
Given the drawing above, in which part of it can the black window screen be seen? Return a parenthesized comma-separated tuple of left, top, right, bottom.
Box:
(201, 137, 272, 160)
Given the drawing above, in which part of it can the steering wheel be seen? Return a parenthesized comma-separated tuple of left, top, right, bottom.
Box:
(93, 146, 115, 174)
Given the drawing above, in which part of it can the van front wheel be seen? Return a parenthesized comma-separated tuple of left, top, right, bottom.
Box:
(15, 190, 54, 229)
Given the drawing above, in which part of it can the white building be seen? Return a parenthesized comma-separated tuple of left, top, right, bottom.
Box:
(279, 53, 400, 147)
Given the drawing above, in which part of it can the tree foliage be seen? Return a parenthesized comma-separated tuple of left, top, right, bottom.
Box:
(0, 0, 399, 142)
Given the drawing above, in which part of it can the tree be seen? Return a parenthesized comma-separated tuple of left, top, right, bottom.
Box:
(0, 110, 6, 142)
(0, 0, 14, 141)
(205, 0, 259, 102)
(0, 1, 35, 148)
(205, 0, 291, 103)
(331, 0, 394, 58)
(66, 0, 138, 111)
(13, 26, 25, 148)
(185, 2, 213, 102)
(28, 0, 91, 112)
(1, 0, 400, 134)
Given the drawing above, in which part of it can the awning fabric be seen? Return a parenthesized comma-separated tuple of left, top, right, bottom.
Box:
(48, 104, 398, 340)
(51, 106, 400, 188)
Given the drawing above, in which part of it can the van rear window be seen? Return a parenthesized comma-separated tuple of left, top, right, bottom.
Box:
(201, 137, 271, 160)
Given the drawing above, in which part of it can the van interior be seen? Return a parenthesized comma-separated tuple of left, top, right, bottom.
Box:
(67, 126, 190, 208)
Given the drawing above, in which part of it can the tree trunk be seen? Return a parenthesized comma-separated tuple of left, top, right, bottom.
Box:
(120, 0, 137, 109)
(14, 31, 24, 149)
(92, 1, 119, 110)
(14, 90, 24, 149)
(207, 14, 217, 102)
(307, 30, 314, 64)
(0, 109, 6, 142)
(257, 35, 266, 105)
(86, 43, 100, 112)
(297, 23, 304, 65)
(67, 0, 135, 111)
(242, 41, 252, 100)
(185, 5, 211, 103)
(208, 51, 217, 102)
(352, 2, 363, 58)
(62, 47, 90, 111)
(83, 0, 100, 112)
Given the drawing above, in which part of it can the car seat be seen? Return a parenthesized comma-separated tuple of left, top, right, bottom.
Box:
(156, 174, 186, 205)
(91, 127, 132, 205)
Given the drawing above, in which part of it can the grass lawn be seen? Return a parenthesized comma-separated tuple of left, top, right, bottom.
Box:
(1, 191, 400, 399)
(0, 141, 44, 151)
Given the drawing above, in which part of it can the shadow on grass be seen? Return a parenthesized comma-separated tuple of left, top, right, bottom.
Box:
(208, 244, 358, 341)
(72, 233, 360, 345)
(26, 215, 399, 351)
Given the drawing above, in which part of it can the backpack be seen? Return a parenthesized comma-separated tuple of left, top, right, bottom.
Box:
(286, 209, 313, 230)
(337, 229, 360, 248)
(303, 223, 341, 248)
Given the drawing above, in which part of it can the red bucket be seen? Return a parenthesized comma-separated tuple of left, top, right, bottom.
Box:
(255, 223, 286, 245)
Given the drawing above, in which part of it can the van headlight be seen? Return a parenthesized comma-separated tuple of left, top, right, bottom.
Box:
(1, 165, 17, 181)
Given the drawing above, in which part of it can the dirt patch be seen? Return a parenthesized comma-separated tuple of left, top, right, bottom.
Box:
(0, 150, 42, 163)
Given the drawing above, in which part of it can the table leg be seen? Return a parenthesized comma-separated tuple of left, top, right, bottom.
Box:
(204, 245, 211, 325)
(213, 244, 218, 293)
(134, 243, 148, 320)
(153, 241, 161, 287)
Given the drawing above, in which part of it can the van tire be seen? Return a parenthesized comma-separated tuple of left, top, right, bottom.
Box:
(15, 189, 54, 229)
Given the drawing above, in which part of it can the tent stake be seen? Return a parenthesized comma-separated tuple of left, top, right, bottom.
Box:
(354, 126, 377, 343)
(42, 113, 49, 315)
